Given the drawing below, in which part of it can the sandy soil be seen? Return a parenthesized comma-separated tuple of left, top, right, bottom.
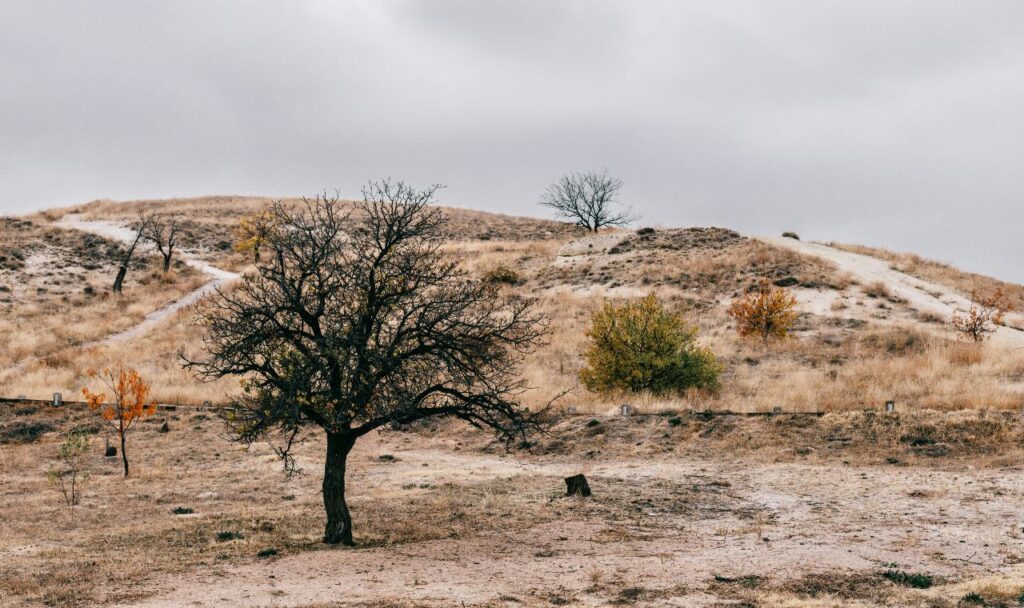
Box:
(114, 430, 1024, 608)
(757, 235, 1024, 348)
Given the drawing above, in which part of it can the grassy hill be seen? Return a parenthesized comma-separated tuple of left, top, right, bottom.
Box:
(3, 196, 1024, 608)
(4, 196, 1022, 414)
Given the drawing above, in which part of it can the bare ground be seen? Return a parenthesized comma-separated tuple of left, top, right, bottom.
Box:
(88, 429, 1024, 608)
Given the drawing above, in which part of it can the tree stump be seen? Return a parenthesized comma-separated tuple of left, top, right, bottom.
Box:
(565, 474, 591, 497)
(158, 421, 170, 433)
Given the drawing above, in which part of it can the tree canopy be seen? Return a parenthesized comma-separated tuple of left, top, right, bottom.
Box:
(186, 182, 547, 545)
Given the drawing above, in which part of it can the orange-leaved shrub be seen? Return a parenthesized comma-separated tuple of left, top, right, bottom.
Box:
(952, 287, 1011, 342)
(81, 365, 157, 477)
(579, 293, 720, 395)
(728, 281, 799, 342)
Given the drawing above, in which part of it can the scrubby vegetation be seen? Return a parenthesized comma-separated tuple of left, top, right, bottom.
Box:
(727, 281, 799, 341)
(579, 293, 720, 394)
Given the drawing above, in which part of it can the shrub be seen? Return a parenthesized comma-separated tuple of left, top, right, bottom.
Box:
(782, 231, 800, 240)
(728, 282, 799, 342)
(481, 264, 522, 286)
(952, 288, 1011, 342)
(579, 293, 721, 394)
(216, 531, 244, 542)
(863, 281, 892, 299)
(257, 547, 279, 558)
(0, 421, 55, 444)
(171, 506, 194, 515)
(859, 327, 929, 355)
(637, 227, 656, 236)
(881, 570, 934, 589)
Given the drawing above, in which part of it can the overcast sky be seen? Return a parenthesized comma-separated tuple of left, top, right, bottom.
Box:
(2, 1, 1022, 280)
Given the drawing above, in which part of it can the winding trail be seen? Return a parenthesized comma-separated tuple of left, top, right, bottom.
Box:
(55, 216, 239, 344)
(755, 234, 1024, 348)
(0, 217, 239, 379)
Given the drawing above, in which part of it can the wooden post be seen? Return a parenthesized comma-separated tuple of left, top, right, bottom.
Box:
(620, 404, 633, 417)
(885, 400, 895, 413)
(52, 392, 62, 406)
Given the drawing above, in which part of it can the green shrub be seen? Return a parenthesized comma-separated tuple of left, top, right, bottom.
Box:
(579, 293, 721, 395)
(257, 547, 279, 558)
(216, 531, 244, 542)
(782, 231, 800, 240)
(171, 506, 194, 515)
(882, 570, 933, 589)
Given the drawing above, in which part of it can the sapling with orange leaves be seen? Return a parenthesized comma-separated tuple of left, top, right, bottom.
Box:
(81, 365, 157, 476)
(952, 287, 1012, 342)
(728, 281, 799, 342)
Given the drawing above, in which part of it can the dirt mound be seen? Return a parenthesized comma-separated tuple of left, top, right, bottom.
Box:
(607, 226, 744, 254)
(535, 227, 846, 296)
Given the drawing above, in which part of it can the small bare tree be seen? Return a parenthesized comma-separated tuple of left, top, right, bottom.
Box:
(952, 288, 1011, 342)
(540, 169, 637, 232)
(112, 212, 153, 293)
(145, 214, 181, 273)
(186, 182, 548, 546)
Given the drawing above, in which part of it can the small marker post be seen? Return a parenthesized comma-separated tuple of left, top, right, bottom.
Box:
(885, 400, 895, 413)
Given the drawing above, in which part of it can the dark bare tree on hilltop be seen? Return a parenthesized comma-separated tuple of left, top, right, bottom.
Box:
(540, 169, 637, 232)
(145, 214, 181, 273)
(112, 211, 154, 294)
(186, 182, 548, 546)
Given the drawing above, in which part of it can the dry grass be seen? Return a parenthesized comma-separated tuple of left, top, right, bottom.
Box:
(5, 199, 1023, 418)
(519, 286, 1024, 415)
(0, 218, 205, 375)
(5, 198, 1024, 607)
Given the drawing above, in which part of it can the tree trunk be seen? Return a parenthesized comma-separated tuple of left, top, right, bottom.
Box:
(322, 432, 356, 545)
(162, 254, 171, 273)
(113, 266, 127, 293)
(120, 432, 129, 477)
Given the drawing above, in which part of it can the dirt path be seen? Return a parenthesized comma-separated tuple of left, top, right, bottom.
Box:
(0, 218, 239, 381)
(54, 216, 239, 344)
(756, 234, 1024, 348)
(115, 435, 1024, 608)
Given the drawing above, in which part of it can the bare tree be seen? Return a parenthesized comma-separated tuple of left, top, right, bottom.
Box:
(540, 169, 637, 232)
(112, 212, 153, 294)
(186, 182, 548, 546)
(145, 214, 181, 273)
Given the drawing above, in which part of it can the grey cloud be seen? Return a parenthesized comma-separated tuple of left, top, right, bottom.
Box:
(1, 0, 1022, 280)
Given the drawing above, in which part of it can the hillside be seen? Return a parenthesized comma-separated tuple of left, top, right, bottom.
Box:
(4, 197, 1024, 608)
(4, 196, 1023, 414)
